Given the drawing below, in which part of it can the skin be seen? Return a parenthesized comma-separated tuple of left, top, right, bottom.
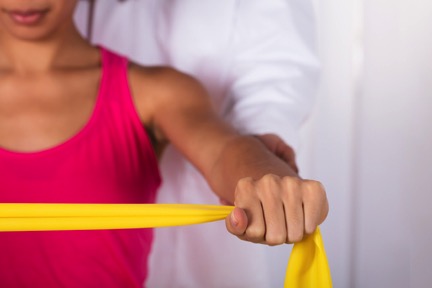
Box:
(0, 0, 328, 245)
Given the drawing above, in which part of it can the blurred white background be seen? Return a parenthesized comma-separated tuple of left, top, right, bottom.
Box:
(298, 0, 432, 287)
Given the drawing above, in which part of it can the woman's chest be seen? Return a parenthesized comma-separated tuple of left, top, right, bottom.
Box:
(0, 69, 100, 153)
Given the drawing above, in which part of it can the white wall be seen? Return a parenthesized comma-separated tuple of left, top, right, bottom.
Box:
(298, 0, 360, 286)
(299, 0, 432, 287)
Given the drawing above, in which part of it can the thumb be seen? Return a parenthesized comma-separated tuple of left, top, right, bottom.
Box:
(225, 207, 248, 237)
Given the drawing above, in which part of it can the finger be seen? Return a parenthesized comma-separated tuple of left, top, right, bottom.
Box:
(282, 177, 305, 243)
(303, 180, 329, 234)
(257, 174, 287, 246)
(225, 207, 248, 236)
(234, 178, 266, 243)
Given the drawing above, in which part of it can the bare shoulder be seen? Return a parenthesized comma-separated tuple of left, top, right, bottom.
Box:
(128, 62, 208, 112)
(127, 62, 214, 141)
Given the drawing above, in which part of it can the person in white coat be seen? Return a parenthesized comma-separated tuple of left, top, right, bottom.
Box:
(74, 0, 320, 287)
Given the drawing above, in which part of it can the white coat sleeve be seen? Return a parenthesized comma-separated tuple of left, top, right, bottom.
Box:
(224, 0, 320, 150)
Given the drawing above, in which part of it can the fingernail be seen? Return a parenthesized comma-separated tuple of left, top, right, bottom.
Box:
(230, 212, 238, 227)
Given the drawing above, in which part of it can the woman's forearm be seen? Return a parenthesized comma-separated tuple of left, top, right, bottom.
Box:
(207, 135, 298, 203)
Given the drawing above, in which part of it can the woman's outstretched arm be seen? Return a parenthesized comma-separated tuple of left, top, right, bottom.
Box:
(129, 65, 329, 245)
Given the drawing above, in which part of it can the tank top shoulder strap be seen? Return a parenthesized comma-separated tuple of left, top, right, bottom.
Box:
(100, 47, 129, 74)
(98, 47, 138, 113)
(97, 47, 156, 152)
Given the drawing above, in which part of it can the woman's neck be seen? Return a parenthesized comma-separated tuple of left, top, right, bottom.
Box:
(0, 23, 94, 74)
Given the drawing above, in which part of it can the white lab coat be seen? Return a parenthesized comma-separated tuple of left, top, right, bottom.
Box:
(75, 1, 319, 287)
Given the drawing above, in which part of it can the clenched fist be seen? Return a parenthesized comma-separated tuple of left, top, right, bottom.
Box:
(226, 174, 328, 245)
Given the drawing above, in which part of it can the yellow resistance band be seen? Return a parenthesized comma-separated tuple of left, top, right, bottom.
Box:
(0, 203, 332, 288)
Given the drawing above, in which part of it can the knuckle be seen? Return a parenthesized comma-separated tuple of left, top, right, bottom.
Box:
(237, 177, 255, 191)
(281, 176, 301, 190)
(266, 233, 286, 246)
(245, 226, 265, 242)
(258, 174, 280, 190)
(235, 177, 255, 201)
(304, 180, 325, 193)
(288, 229, 304, 243)
(303, 180, 327, 201)
(256, 174, 282, 198)
(281, 177, 302, 201)
(261, 173, 279, 184)
(305, 224, 317, 235)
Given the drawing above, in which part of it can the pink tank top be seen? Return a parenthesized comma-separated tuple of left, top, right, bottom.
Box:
(0, 48, 161, 287)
